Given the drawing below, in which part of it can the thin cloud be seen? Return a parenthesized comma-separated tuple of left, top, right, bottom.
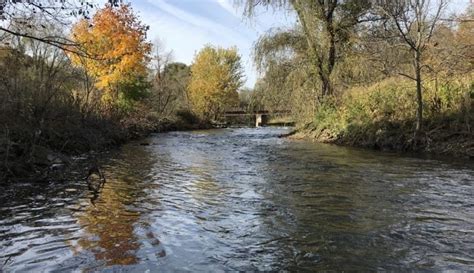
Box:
(216, 0, 241, 18)
(131, 0, 294, 87)
(145, 0, 247, 41)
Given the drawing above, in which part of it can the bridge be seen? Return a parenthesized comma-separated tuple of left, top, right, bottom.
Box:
(222, 110, 290, 127)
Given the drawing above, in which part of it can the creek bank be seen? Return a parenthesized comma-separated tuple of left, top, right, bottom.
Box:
(285, 76, 474, 159)
(288, 120, 474, 159)
(1, 115, 211, 184)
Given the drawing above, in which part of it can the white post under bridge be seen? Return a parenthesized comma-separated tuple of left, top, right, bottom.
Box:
(255, 113, 263, 127)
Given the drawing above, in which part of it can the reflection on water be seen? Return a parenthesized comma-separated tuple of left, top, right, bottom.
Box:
(73, 179, 140, 267)
(1, 127, 473, 271)
(73, 146, 162, 269)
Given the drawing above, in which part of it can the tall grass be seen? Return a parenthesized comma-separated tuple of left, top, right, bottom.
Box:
(306, 75, 473, 152)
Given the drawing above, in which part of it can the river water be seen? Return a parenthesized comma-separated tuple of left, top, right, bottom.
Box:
(1, 127, 473, 271)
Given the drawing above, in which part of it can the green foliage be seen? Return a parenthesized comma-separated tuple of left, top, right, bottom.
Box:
(120, 76, 152, 102)
(115, 77, 152, 112)
(309, 76, 473, 146)
(246, 0, 373, 98)
(253, 28, 307, 72)
(153, 62, 191, 114)
(245, 0, 473, 134)
(312, 100, 343, 135)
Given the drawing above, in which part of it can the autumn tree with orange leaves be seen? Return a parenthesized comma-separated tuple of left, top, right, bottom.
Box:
(70, 3, 151, 109)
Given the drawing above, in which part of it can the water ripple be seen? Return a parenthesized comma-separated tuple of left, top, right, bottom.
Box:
(1, 127, 473, 271)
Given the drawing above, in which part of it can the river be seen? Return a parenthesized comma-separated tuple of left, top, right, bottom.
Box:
(1, 127, 473, 271)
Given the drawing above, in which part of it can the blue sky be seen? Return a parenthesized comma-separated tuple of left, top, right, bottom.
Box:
(128, 0, 294, 88)
(127, 0, 470, 88)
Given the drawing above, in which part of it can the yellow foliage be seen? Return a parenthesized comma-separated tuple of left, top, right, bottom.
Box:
(187, 45, 243, 120)
(70, 4, 151, 99)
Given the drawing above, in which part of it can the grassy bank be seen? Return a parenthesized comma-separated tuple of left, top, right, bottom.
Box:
(292, 76, 474, 158)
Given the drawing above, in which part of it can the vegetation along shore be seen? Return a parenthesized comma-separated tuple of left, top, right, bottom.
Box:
(1, 0, 473, 182)
(241, 0, 473, 158)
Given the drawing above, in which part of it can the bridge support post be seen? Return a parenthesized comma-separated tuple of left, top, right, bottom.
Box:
(255, 114, 263, 127)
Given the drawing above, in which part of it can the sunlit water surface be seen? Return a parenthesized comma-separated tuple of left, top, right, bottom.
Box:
(1, 127, 473, 271)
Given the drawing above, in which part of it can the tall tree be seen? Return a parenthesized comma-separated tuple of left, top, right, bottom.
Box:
(150, 40, 175, 115)
(70, 3, 152, 108)
(241, 0, 372, 98)
(188, 45, 244, 120)
(374, 0, 447, 132)
(150, 41, 191, 115)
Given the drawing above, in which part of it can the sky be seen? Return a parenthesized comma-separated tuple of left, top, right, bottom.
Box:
(127, 0, 295, 88)
(125, 0, 470, 88)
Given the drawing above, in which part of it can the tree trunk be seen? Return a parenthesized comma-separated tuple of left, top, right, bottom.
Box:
(325, 11, 336, 97)
(415, 50, 423, 132)
(321, 74, 331, 97)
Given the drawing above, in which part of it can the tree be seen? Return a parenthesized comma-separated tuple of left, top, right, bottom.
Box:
(70, 3, 151, 108)
(0, 16, 104, 177)
(0, 0, 120, 55)
(241, 0, 372, 98)
(150, 39, 174, 114)
(188, 45, 244, 120)
(159, 62, 191, 113)
(238, 87, 266, 112)
(149, 40, 192, 115)
(450, 5, 474, 75)
(374, 0, 447, 132)
(0, 18, 79, 121)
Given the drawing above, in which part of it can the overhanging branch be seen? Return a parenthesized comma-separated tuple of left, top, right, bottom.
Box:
(0, 27, 96, 59)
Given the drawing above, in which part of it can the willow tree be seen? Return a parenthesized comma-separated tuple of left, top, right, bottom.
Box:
(240, 0, 372, 98)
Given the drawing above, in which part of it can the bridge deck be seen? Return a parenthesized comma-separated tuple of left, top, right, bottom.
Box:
(223, 110, 290, 116)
